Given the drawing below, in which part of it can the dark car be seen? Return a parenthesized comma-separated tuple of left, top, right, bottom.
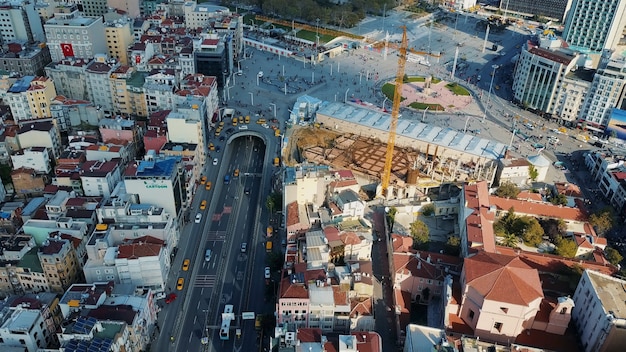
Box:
(225, 128, 234, 134)
(244, 188, 251, 195)
(215, 145, 221, 152)
(219, 136, 225, 141)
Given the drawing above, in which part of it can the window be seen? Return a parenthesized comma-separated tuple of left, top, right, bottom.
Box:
(500, 307, 508, 314)
(494, 322, 503, 332)
(560, 307, 567, 314)
(469, 310, 475, 320)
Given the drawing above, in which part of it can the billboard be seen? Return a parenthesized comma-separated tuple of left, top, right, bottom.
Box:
(605, 108, 626, 141)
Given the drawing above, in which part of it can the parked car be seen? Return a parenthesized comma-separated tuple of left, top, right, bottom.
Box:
(165, 293, 177, 304)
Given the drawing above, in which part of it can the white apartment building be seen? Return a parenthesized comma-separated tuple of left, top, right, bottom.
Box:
(166, 109, 204, 163)
(182, 2, 231, 29)
(85, 56, 120, 115)
(44, 58, 91, 101)
(144, 70, 177, 114)
(572, 270, 626, 352)
(17, 121, 63, 158)
(0, 305, 48, 351)
(0, 0, 45, 43)
(115, 240, 169, 292)
(553, 71, 593, 125)
(333, 190, 365, 219)
(11, 147, 51, 173)
(44, 4, 107, 62)
(512, 38, 579, 115)
(584, 150, 626, 213)
(577, 53, 626, 131)
(79, 159, 122, 197)
(563, 0, 626, 52)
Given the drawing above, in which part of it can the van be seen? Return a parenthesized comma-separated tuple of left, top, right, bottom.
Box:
(205, 249, 212, 262)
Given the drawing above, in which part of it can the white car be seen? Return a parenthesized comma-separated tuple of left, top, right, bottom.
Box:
(212, 158, 218, 165)
(238, 125, 248, 130)
(194, 213, 202, 224)
(257, 71, 264, 78)
(264, 267, 271, 279)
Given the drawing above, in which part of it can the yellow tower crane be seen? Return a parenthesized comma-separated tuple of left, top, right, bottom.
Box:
(381, 26, 408, 198)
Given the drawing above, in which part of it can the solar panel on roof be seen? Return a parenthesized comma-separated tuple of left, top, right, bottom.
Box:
(102, 339, 113, 349)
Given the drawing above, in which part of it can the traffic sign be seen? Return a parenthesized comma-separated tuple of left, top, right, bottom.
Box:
(242, 312, 255, 320)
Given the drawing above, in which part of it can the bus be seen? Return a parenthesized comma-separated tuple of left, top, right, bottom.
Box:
(219, 305, 235, 340)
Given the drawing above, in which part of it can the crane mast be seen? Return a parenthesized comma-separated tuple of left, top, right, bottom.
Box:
(381, 26, 408, 198)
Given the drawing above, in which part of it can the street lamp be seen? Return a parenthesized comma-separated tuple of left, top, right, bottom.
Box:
(344, 88, 350, 103)
(463, 115, 470, 133)
(269, 103, 276, 118)
(382, 97, 388, 111)
(422, 106, 429, 122)
(248, 92, 254, 106)
(487, 65, 499, 104)
(316, 18, 320, 48)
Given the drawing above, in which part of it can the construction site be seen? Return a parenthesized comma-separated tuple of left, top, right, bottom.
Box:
(285, 126, 498, 201)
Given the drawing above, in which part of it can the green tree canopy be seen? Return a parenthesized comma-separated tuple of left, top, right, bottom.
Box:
(549, 193, 568, 206)
(410, 219, 429, 250)
(539, 218, 567, 241)
(494, 182, 520, 199)
(528, 164, 539, 182)
(501, 233, 519, 248)
(420, 203, 435, 217)
(554, 236, 577, 258)
(516, 216, 544, 247)
(589, 207, 615, 235)
(444, 236, 460, 256)
(605, 247, 623, 266)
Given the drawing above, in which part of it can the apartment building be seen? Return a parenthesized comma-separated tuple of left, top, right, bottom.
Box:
(0, 302, 50, 350)
(99, 117, 141, 148)
(17, 121, 62, 158)
(38, 237, 81, 293)
(0, 0, 45, 43)
(572, 270, 626, 352)
(577, 53, 626, 131)
(104, 14, 134, 65)
(6, 76, 57, 122)
(79, 159, 122, 197)
(584, 149, 626, 212)
(0, 43, 52, 77)
(44, 4, 107, 62)
(22, 216, 88, 247)
(109, 65, 149, 118)
(85, 56, 120, 115)
(499, 0, 572, 21)
(11, 147, 51, 174)
(115, 238, 169, 292)
(44, 58, 91, 101)
(50, 95, 105, 131)
(124, 155, 186, 219)
(512, 38, 579, 115)
(563, 0, 626, 52)
(144, 69, 177, 114)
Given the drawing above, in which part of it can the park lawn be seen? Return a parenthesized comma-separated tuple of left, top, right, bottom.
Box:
(296, 30, 335, 44)
(445, 83, 470, 96)
(382, 83, 406, 101)
(405, 76, 442, 83)
(409, 102, 445, 111)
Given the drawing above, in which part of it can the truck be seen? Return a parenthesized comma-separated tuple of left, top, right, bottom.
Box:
(224, 175, 230, 184)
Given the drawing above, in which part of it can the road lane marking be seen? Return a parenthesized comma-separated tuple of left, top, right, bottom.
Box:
(195, 275, 217, 287)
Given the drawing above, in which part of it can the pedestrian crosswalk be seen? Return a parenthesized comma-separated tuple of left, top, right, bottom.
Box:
(194, 275, 216, 287)
(205, 231, 226, 241)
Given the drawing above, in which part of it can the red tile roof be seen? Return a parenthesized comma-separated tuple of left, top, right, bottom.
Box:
(464, 182, 496, 253)
(488, 195, 586, 221)
(116, 242, 162, 259)
(286, 201, 300, 226)
(464, 251, 543, 305)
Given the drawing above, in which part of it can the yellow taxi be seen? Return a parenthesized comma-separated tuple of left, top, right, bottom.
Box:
(275, 129, 281, 137)
(176, 278, 184, 290)
(200, 176, 207, 185)
(239, 116, 244, 124)
(200, 200, 207, 210)
(234, 169, 239, 177)
(205, 181, 212, 190)
(209, 143, 215, 151)
(219, 121, 225, 128)
(245, 115, 250, 124)
(182, 259, 190, 271)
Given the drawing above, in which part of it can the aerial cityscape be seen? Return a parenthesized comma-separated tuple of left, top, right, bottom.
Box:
(0, 0, 625, 352)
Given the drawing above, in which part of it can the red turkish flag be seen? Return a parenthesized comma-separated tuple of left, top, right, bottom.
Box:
(60, 43, 74, 57)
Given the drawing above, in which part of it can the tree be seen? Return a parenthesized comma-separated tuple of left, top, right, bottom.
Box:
(528, 164, 539, 182)
(501, 233, 519, 248)
(539, 218, 566, 241)
(265, 195, 276, 214)
(549, 193, 568, 206)
(494, 182, 520, 199)
(386, 207, 398, 232)
(515, 216, 544, 247)
(554, 236, 577, 258)
(589, 208, 615, 235)
(494, 207, 516, 235)
(444, 236, 460, 256)
(0, 163, 11, 185)
(410, 219, 429, 250)
(605, 247, 624, 266)
(421, 203, 435, 217)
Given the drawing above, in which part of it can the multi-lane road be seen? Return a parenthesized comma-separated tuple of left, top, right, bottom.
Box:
(154, 127, 280, 352)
